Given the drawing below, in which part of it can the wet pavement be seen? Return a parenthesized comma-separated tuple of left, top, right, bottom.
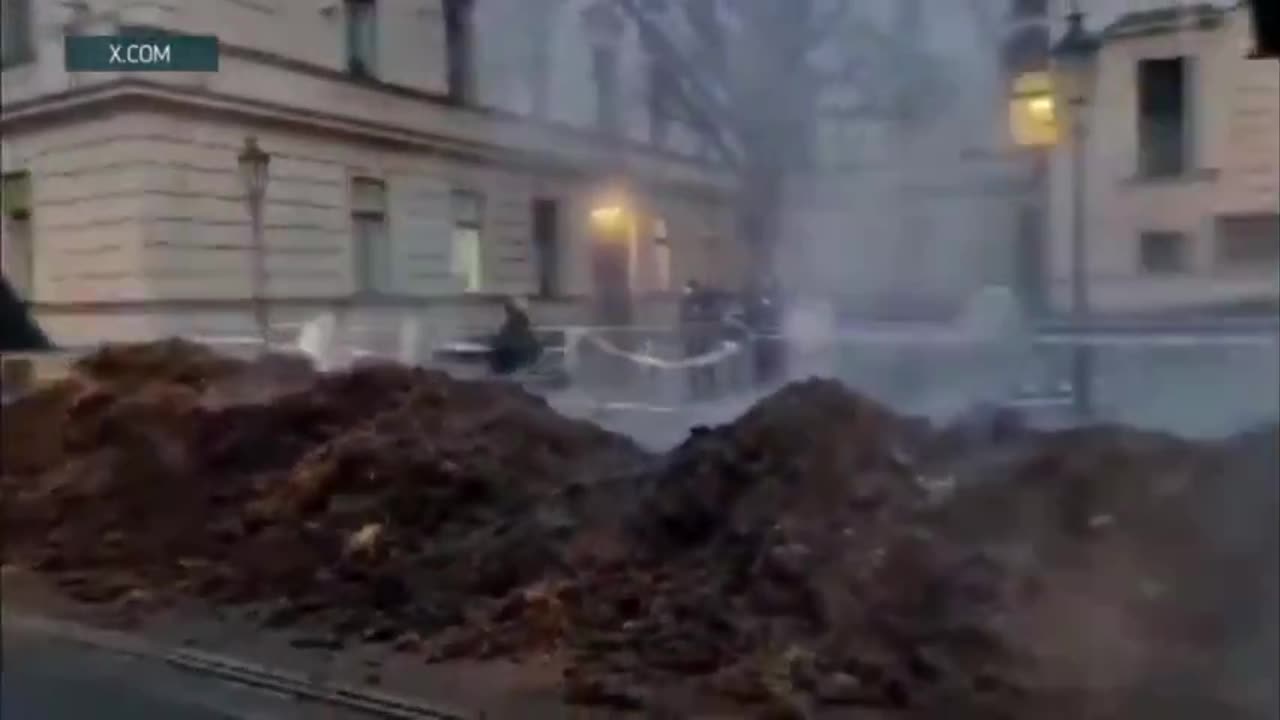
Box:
(2, 621, 372, 720)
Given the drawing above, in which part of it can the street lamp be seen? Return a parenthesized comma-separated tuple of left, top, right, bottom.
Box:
(238, 136, 271, 348)
(1050, 4, 1099, 418)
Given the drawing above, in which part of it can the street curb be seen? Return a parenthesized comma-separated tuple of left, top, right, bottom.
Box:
(2, 612, 471, 720)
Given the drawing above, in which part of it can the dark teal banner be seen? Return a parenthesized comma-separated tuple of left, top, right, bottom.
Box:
(64, 35, 219, 72)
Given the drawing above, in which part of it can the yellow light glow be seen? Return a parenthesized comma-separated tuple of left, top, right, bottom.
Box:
(1028, 95, 1055, 122)
(590, 205, 624, 223)
(589, 205, 631, 237)
(1010, 70, 1060, 148)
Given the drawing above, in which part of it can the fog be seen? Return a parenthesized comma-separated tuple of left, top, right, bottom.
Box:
(429, 0, 1280, 439)
(451, 3, 1280, 716)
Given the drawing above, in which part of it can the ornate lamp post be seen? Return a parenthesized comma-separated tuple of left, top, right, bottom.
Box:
(238, 136, 271, 348)
(1050, 3, 1099, 418)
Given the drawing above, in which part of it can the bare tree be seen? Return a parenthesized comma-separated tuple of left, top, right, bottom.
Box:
(611, 0, 946, 275)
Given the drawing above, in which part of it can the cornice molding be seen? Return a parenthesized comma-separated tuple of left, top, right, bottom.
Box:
(1, 79, 735, 202)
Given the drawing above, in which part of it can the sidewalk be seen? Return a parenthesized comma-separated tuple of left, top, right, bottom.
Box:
(4, 618, 361, 720)
(0, 567, 596, 720)
(3, 566, 901, 719)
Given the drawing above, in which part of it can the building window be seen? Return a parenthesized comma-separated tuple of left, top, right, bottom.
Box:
(532, 198, 560, 298)
(1, 0, 35, 68)
(653, 218, 672, 292)
(345, 0, 377, 78)
(451, 190, 484, 293)
(1139, 231, 1190, 274)
(1, 172, 34, 299)
(351, 178, 390, 294)
(582, 2, 624, 135)
(1216, 214, 1280, 268)
(2, 170, 32, 221)
(1252, 0, 1280, 59)
(591, 46, 621, 135)
(443, 0, 474, 104)
(647, 60, 676, 148)
(1137, 57, 1191, 178)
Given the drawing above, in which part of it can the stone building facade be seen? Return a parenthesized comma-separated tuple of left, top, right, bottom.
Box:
(784, 0, 1278, 319)
(0, 0, 741, 346)
(1047, 2, 1279, 313)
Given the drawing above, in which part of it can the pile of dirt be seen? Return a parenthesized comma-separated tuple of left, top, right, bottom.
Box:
(929, 424, 1280, 718)
(1, 376, 89, 474)
(70, 337, 249, 390)
(1, 342, 648, 632)
(432, 380, 1029, 716)
(3, 342, 1276, 719)
(1, 339, 313, 475)
(430, 384, 1278, 718)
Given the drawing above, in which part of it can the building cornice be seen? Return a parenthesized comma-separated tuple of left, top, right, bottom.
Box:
(1, 78, 735, 202)
(1102, 3, 1227, 42)
(25, 292, 677, 314)
(214, 39, 717, 171)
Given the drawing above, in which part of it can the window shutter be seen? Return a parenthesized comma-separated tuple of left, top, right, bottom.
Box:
(451, 190, 484, 228)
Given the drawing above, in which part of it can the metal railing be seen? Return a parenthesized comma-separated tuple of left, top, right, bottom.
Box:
(1027, 333, 1280, 436)
(551, 315, 1280, 434)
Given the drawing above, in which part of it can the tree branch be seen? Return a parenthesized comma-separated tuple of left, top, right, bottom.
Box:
(615, 0, 741, 167)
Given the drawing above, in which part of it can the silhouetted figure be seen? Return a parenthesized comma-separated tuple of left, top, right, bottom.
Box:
(743, 276, 785, 385)
(680, 280, 718, 400)
(490, 296, 541, 376)
(1, 277, 52, 400)
(0, 276, 50, 353)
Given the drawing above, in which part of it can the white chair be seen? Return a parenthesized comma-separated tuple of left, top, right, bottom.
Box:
(295, 312, 338, 371)
(398, 315, 422, 366)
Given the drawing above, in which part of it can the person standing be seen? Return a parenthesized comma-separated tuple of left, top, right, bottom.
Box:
(743, 275, 785, 386)
(679, 280, 714, 400)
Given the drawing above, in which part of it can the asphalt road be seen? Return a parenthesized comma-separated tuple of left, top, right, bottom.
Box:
(2, 623, 370, 720)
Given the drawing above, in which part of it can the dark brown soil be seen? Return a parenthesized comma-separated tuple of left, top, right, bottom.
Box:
(2, 341, 1275, 720)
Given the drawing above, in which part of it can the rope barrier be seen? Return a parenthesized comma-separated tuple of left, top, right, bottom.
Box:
(581, 332, 748, 371)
